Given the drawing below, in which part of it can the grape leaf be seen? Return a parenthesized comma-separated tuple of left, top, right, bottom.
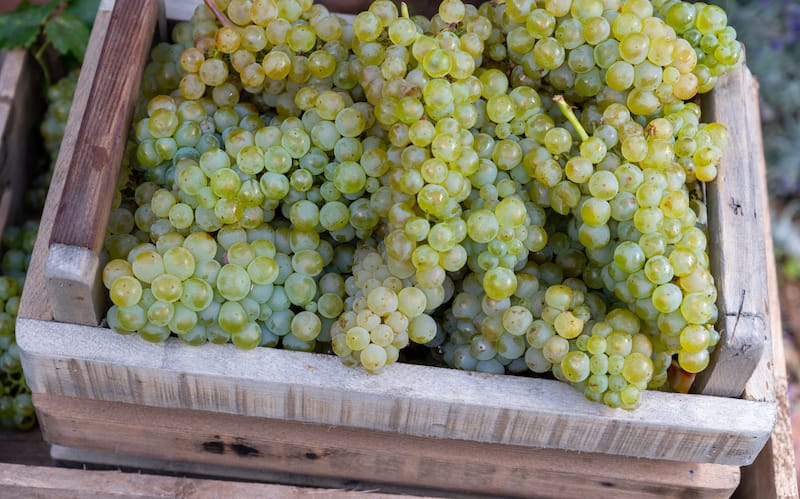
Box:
(43, 12, 90, 61)
(64, 0, 100, 27)
(0, 0, 60, 50)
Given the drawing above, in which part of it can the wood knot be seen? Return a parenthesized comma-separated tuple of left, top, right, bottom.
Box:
(729, 197, 743, 215)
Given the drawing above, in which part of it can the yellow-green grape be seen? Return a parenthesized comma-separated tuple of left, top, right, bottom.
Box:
(291, 311, 321, 341)
(216, 264, 251, 301)
(109, 276, 143, 308)
(483, 267, 517, 300)
(561, 351, 591, 382)
(151, 274, 183, 303)
(678, 349, 710, 373)
(408, 313, 437, 344)
(554, 311, 583, 339)
(679, 324, 711, 353)
(360, 344, 388, 373)
(622, 352, 654, 384)
(346, 326, 371, 351)
(542, 335, 570, 364)
(180, 278, 214, 311)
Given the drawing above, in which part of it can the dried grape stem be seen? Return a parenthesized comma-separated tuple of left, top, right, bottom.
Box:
(204, 0, 235, 28)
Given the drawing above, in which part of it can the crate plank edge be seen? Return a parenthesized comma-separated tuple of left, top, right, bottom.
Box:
(35, 394, 740, 499)
(0, 462, 413, 499)
(17, 317, 774, 466)
(0, 49, 39, 236)
(15, 0, 777, 488)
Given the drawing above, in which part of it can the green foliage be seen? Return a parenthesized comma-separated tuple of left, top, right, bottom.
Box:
(0, 1, 60, 51)
(0, 0, 98, 80)
(42, 11, 90, 61)
(64, 0, 102, 26)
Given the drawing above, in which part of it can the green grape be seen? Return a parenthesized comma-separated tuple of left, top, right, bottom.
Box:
(109, 276, 143, 308)
(581, 198, 611, 227)
(163, 246, 195, 280)
(217, 264, 252, 301)
(180, 278, 214, 311)
(561, 351, 591, 382)
(678, 348, 710, 373)
(613, 241, 645, 273)
(622, 352, 653, 384)
(151, 274, 183, 303)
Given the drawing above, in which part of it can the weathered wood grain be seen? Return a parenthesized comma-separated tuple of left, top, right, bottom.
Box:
(45, 244, 106, 328)
(41, 0, 158, 326)
(693, 64, 771, 399)
(0, 461, 411, 499)
(35, 394, 741, 499)
(18, 2, 113, 323)
(734, 87, 799, 499)
(0, 49, 40, 236)
(0, 429, 51, 466)
(17, 316, 774, 466)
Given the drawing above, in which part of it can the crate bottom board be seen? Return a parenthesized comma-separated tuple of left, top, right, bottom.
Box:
(49, 446, 459, 499)
(0, 462, 411, 499)
(17, 318, 775, 466)
(34, 393, 741, 499)
(0, 428, 51, 466)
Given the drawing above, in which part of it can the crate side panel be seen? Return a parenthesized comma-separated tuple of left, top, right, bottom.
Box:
(18, 318, 774, 465)
(42, 0, 158, 326)
(49, 0, 158, 253)
(35, 393, 741, 499)
(18, 5, 115, 323)
(0, 50, 41, 235)
(0, 462, 403, 499)
(694, 65, 771, 399)
(736, 102, 798, 498)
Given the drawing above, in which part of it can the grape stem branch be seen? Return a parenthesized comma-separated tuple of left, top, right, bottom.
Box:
(204, 0, 235, 28)
(554, 95, 589, 142)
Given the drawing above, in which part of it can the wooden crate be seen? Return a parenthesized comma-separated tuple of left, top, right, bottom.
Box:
(13, 0, 781, 496)
(0, 49, 40, 236)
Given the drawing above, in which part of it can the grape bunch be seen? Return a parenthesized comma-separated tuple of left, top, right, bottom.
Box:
(100, 0, 742, 409)
(0, 68, 78, 432)
(0, 221, 38, 430)
(1, 68, 79, 430)
(28, 70, 80, 213)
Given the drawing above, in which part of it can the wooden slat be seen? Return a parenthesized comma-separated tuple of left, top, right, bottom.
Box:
(0, 49, 25, 100)
(16, 317, 774, 466)
(693, 65, 772, 399)
(34, 393, 741, 499)
(0, 49, 39, 236)
(18, 1, 112, 323)
(0, 462, 411, 499)
(41, 0, 158, 327)
(50, 446, 462, 499)
(734, 86, 799, 498)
